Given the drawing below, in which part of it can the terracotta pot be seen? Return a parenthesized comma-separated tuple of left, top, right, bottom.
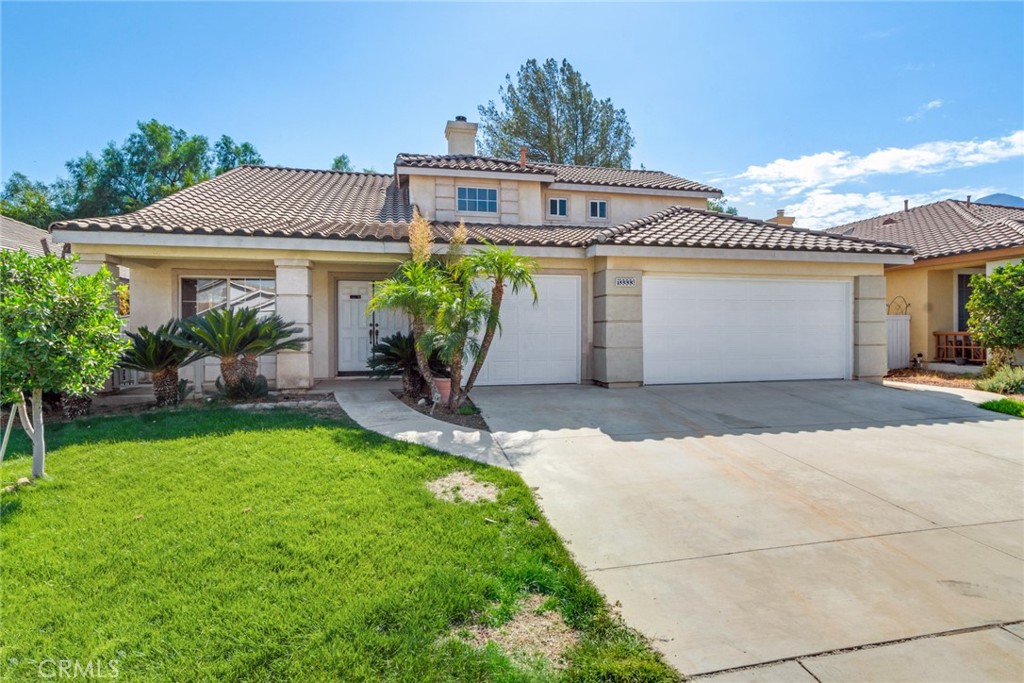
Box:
(435, 378, 452, 404)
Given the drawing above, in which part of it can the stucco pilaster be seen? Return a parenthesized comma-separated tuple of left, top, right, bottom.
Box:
(274, 259, 314, 389)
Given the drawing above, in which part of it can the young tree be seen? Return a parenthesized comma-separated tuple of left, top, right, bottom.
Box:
(331, 154, 354, 172)
(477, 58, 636, 168)
(967, 263, 1024, 368)
(0, 252, 127, 476)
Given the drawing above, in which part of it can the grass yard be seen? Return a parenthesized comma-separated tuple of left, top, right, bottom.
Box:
(0, 406, 676, 682)
(979, 398, 1024, 418)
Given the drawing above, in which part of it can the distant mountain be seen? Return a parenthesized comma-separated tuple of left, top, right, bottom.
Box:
(975, 193, 1024, 208)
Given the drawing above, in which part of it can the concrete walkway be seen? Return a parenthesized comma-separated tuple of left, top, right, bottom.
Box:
(471, 380, 1024, 680)
(883, 378, 1007, 405)
(333, 380, 511, 469)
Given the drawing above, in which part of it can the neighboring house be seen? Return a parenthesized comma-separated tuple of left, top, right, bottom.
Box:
(827, 199, 1024, 367)
(1, 215, 61, 256)
(51, 118, 912, 390)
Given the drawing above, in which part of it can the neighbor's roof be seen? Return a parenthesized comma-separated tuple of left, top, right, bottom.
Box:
(395, 153, 722, 194)
(1, 215, 61, 257)
(825, 200, 1024, 260)
(52, 165, 906, 256)
(596, 206, 914, 255)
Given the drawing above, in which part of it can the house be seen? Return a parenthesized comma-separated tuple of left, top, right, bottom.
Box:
(826, 198, 1024, 368)
(1, 215, 62, 256)
(50, 118, 913, 390)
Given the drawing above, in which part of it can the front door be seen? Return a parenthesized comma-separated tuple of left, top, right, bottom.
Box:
(337, 281, 409, 373)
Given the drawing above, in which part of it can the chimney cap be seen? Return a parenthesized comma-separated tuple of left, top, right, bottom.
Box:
(904, 199, 909, 212)
(776, 209, 785, 218)
(455, 115, 467, 122)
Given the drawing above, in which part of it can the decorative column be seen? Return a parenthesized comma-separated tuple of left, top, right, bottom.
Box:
(592, 267, 643, 387)
(853, 275, 887, 383)
(274, 259, 314, 390)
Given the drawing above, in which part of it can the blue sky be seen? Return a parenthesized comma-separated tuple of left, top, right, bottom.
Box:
(2, 1, 1022, 228)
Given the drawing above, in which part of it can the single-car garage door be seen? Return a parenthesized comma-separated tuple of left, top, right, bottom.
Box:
(474, 274, 581, 386)
(643, 276, 851, 384)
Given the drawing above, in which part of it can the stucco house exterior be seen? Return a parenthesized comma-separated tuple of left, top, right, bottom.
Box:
(827, 199, 1024, 368)
(50, 118, 913, 390)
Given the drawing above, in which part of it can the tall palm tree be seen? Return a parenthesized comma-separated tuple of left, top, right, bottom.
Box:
(119, 321, 204, 406)
(460, 245, 538, 402)
(368, 260, 451, 400)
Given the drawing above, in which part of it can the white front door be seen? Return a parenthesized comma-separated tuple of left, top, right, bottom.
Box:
(337, 281, 409, 373)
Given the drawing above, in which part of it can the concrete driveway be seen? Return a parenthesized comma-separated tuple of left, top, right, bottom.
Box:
(472, 381, 1024, 681)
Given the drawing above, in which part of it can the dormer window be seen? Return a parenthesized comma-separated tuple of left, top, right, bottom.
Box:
(589, 200, 608, 220)
(457, 186, 497, 213)
(548, 198, 568, 217)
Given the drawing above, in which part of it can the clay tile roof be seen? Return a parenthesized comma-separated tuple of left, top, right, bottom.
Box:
(597, 206, 913, 255)
(536, 162, 722, 194)
(394, 153, 553, 176)
(395, 153, 721, 194)
(1, 215, 61, 257)
(824, 200, 1024, 260)
(52, 165, 413, 238)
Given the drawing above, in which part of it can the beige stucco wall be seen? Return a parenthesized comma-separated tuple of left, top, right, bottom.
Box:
(407, 173, 707, 226)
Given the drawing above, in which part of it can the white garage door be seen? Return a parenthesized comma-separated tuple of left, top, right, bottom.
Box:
(474, 274, 581, 386)
(643, 277, 851, 384)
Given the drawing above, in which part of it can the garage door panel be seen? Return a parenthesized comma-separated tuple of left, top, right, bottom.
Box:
(644, 277, 851, 385)
(474, 275, 581, 386)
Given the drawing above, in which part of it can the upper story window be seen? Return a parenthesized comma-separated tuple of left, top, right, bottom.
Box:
(457, 186, 498, 213)
(548, 198, 568, 217)
(180, 277, 276, 317)
(589, 200, 608, 220)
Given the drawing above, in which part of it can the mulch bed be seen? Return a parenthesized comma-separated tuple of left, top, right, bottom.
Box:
(886, 368, 980, 389)
(392, 391, 490, 431)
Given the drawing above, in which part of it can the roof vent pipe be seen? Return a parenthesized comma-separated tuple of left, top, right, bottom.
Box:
(966, 195, 972, 208)
(904, 199, 909, 212)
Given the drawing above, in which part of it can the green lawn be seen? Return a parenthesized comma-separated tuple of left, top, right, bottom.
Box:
(0, 406, 676, 682)
(979, 398, 1024, 418)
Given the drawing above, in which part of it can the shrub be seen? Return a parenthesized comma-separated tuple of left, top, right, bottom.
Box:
(367, 331, 445, 398)
(975, 365, 1024, 395)
(120, 321, 204, 406)
(967, 263, 1024, 368)
(214, 374, 269, 401)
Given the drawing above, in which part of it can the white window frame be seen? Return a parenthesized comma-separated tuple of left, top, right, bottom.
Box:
(588, 198, 609, 221)
(456, 186, 498, 214)
(178, 275, 277, 318)
(547, 196, 569, 218)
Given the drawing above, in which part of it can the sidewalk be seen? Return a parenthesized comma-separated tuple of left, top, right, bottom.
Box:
(333, 381, 512, 469)
(883, 379, 1006, 405)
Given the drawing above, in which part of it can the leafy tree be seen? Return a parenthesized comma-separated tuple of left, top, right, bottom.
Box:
(331, 154, 354, 172)
(0, 172, 62, 228)
(47, 120, 262, 218)
(213, 135, 264, 174)
(967, 263, 1024, 368)
(120, 321, 204, 406)
(477, 58, 635, 168)
(0, 251, 127, 476)
(707, 198, 739, 215)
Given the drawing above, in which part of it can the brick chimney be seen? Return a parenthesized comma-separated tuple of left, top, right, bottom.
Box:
(766, 209, 795, 226)
(444, 116, 478, 156)
(519, 146, 527, 168)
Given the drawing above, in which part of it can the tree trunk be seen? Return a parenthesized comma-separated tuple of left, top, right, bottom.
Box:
(152, 367, 180, 406)
(447, 349, 463, 410)
(461, 281, 505, 403)
(221, 355, 244, 389)
(411, 317, 438, 400)
(30, 389, 45, 478)
(240, 354, 260, 383)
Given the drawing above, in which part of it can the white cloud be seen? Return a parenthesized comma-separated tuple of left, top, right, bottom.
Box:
(736, 131, 1024, 196)
(902, 99, 944, 122)
(782, 186, 1000, 230)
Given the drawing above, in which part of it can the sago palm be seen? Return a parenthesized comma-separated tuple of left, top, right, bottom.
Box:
(460, 245, 538, 401)
(120, 321, 204, 406)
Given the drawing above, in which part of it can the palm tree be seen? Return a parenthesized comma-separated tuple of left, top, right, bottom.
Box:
(173, 308, 308, 392)
(431, 269, 489, 409)
(460, 245, 538, 402)
(368, 260, 451, 400)
(119, 322, 204, 406)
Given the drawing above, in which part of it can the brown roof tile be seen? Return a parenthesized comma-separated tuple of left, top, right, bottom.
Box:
(825, 200, 1024, 260)
(597, 206, 913, 255)
(395, 153, 553, 176)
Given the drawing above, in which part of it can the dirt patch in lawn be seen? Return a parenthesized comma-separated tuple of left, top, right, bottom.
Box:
(427, 471, 499, 503)
(455, 594, 580, 669)
(393, 390, 490, 431)
(886, 368, 980, 389)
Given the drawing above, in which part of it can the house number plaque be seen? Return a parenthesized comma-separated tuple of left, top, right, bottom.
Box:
(614, 277, 637, 288)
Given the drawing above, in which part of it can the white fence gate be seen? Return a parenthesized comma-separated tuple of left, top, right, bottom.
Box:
(886, 315, 911, 370)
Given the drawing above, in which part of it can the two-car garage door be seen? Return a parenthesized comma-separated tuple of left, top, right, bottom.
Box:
(642, 277, 851, 385)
